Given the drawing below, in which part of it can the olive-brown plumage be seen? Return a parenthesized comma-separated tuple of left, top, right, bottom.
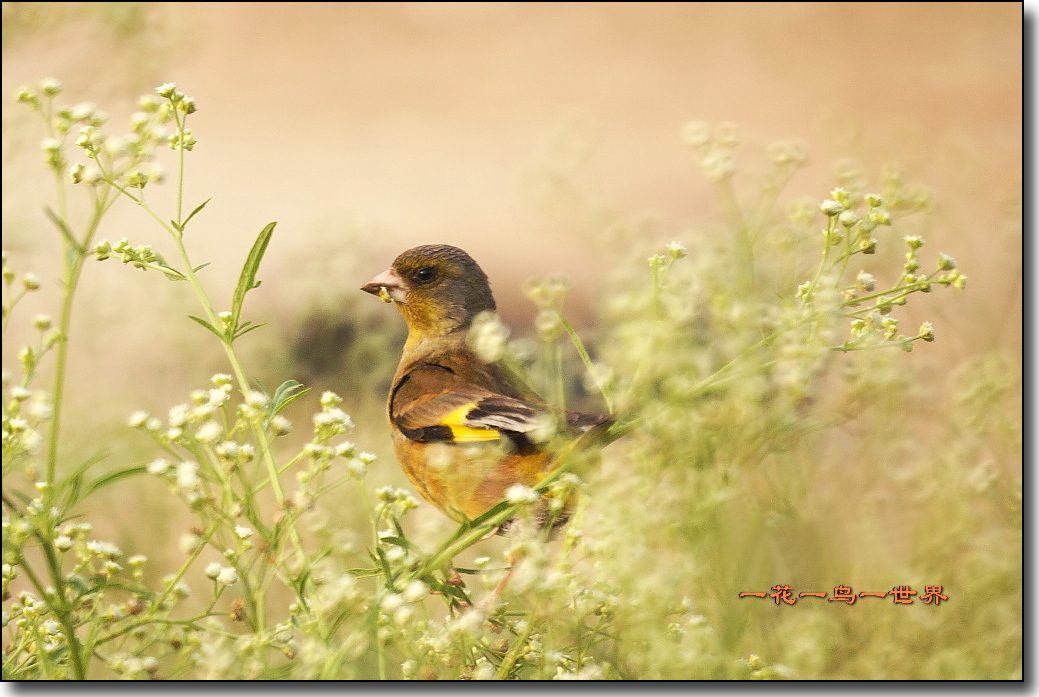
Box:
(361, 244, 610, 522)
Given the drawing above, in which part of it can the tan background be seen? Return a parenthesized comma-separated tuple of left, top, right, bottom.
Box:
(2, 1, 1022, 461)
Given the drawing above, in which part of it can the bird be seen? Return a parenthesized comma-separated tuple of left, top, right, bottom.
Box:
(360, 244, 612, 527)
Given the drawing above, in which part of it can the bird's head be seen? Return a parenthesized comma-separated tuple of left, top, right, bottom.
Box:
(361, 244, 496, 337)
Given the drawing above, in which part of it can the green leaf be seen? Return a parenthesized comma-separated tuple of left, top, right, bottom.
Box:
(160, 265, 187, 282)
(347, 567, 384, 578)
(80, 466, 148, 499)
(604, 416, 641, 442)
(294, 569, 312, 599)
(187, 315, 224, 339)
(230, 222, 277, 329)
(44, 206, 82, 253)
(6, 489, 34, 507)
(233, 322, 267, 340)
(440, 584, 469, 602)
(469, 500, 512, 528)
(270, 380, 309, 419)
(65, 575, 90, 595)
(373, 547, 394, 580)
(60, 449, 109, 508)
(379, 536, 419, 551)
(181, 198, 212, 230)
(193, 262, 211, 273)
(560, 316, 615, 414)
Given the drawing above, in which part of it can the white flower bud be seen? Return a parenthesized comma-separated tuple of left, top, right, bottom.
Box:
(505, 484, 540, 505)
(216, 567, 238, 587)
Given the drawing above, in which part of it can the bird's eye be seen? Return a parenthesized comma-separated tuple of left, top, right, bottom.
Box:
(413, 266, 438, 284)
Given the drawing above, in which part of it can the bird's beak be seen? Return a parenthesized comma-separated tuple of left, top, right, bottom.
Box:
(361, 268, 408, 304)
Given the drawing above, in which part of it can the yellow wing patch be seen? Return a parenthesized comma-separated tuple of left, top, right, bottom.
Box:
(441, 404, 501, 442)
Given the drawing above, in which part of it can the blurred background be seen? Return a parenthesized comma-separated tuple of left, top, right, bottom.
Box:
(1, 2, 1023, 679)
(2, 0, 1023, 453)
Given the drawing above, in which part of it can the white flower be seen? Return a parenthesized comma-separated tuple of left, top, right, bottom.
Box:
(80, 164, 102, 185)
(207, 387, 230, 407)
(127, 411, 149, 428)
(147, 458, 171, 476)
(204, 563, 222, 579)
(819, 199, 844, 217)
(466, 311, 510, 363)
(505, 484, 539, 505)
(234, 526, 253, 540)
(194, 421, 222, 444)
(665, 241, 687, 260)
(327, 408, 353, 428)
(178, 535, 200, 556)
(216, 567, 238, 587)
(70, 102, 97, 121)
(345, 458, 368, 479)
(699, 151, 734, 181)
(320, 391, 342, 409)
(270, 415, 291, 435)
(838, 211, 860, 228)
(168, 404, 189, 428)
(244, 390, 268, 408)
(402, 580, 428, 603)
(681, 121, 711, 148)
(176, 461, 201, 492)
(449, 608, 486, 637)
(381, 593, 405, 612)
(86, 541, 122, 559)
(27, 397, 52, 420)
(39, 78, 62, 96)
(472, 661, 494, 680)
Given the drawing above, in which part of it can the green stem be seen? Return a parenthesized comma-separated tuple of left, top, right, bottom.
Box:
(2, 289, 30, 336)
(172, 235, 301, 557)
(559, 317, 613, 414)
(801, 217, 837, 302)
(686, 331, 780, 398)
(19, 542, 86, 679)
(129, 522, 219, 629)
(109, 185, 291, 517)
(45, 197, 110, 491)
(496, 612, 536, 679)
(415, 440, 586, 578)
(172, 108, 186, 224)
(376, 632, 387, 680)
(843, 269, 942, 310)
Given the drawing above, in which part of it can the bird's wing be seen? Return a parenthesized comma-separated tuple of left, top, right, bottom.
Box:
(391, 363, 550, 444)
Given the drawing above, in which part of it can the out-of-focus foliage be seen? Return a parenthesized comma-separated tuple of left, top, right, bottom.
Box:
(1, 75, 1019, 681)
